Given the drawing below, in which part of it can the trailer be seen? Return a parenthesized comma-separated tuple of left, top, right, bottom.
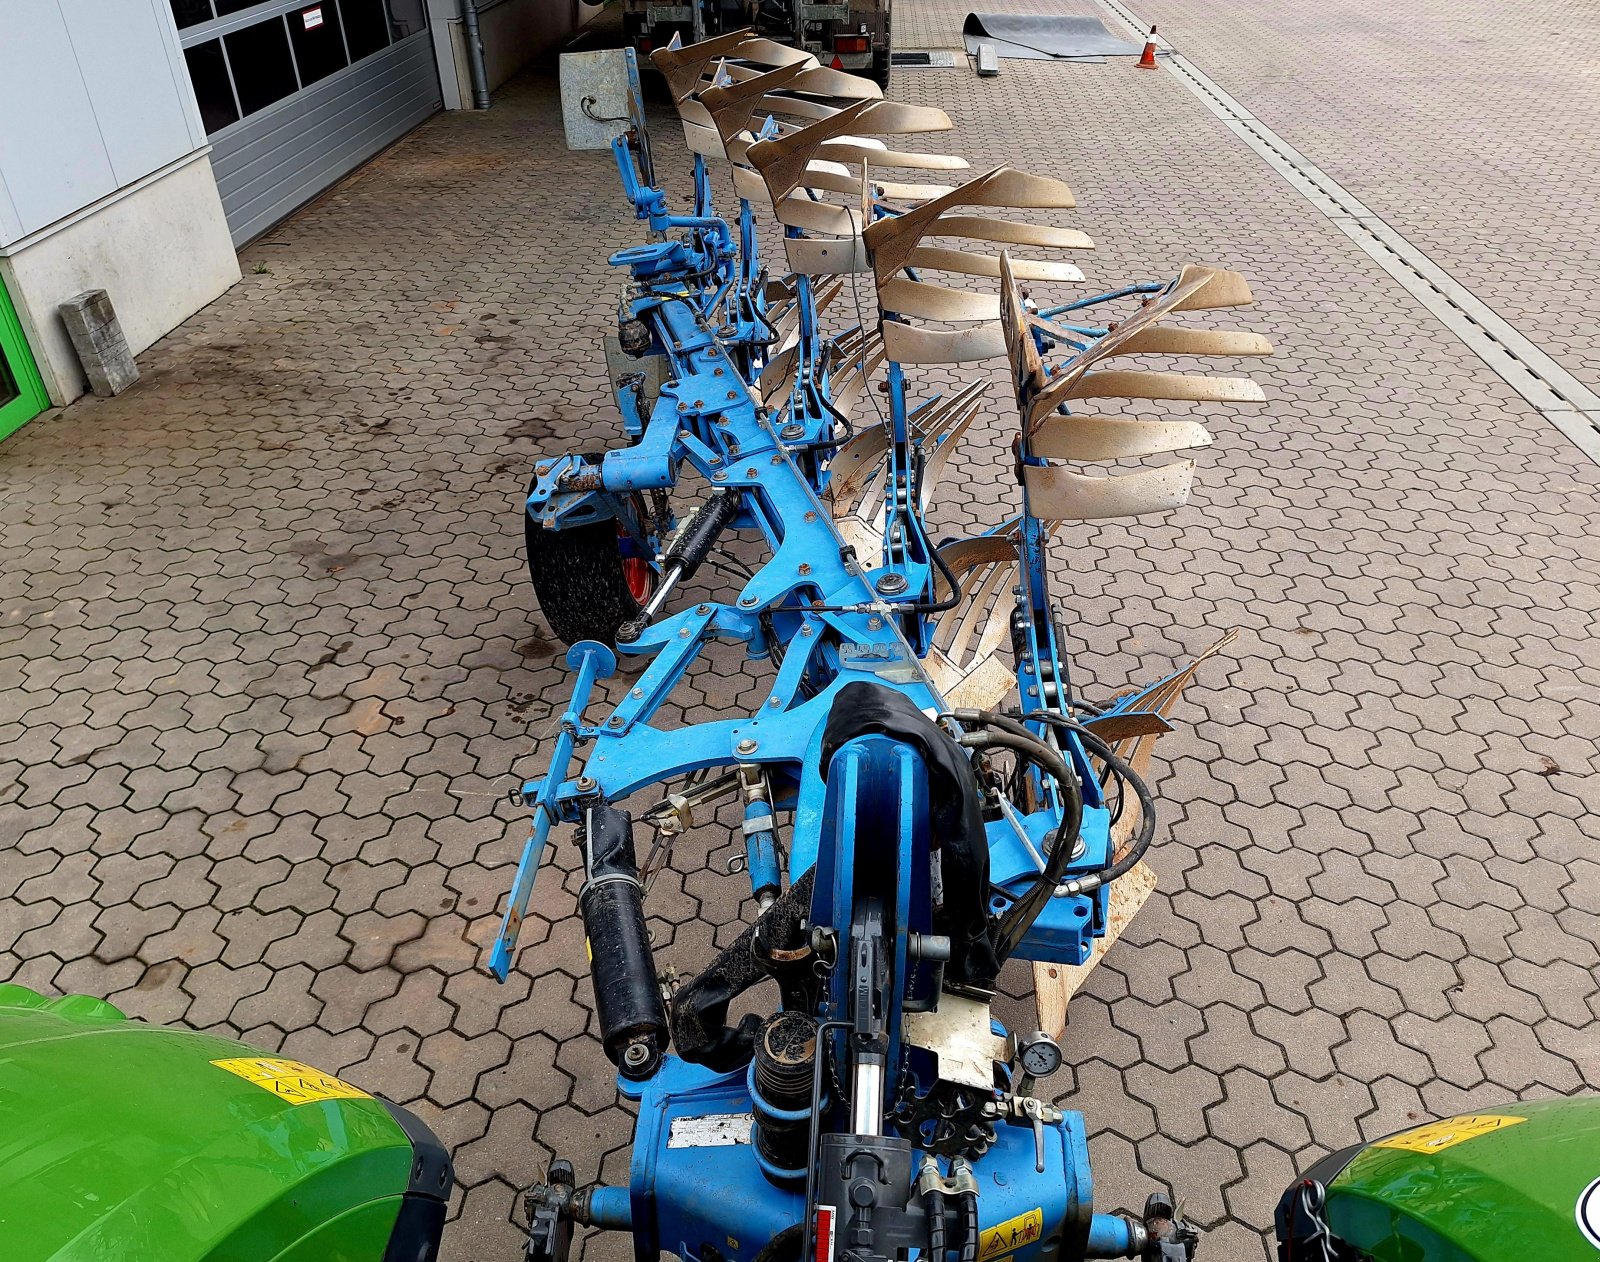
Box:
(625, 0, 892, 86)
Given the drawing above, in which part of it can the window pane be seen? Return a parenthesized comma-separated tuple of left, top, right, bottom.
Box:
(169, 0, 214, 28)
(341, 0, 390, 62)
(184, 39, 241, 133)
(288, 3, 349, 85)
(215, 0, 267, 14)
(387, 0, 428, 39)
(225, 17, 299, 115)
(0, 350, 19, 410)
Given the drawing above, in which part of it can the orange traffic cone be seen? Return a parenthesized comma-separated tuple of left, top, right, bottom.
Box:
(1136, 26, 1158, 68)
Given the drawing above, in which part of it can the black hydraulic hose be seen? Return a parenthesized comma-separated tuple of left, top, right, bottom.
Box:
(959, 1192, 979, 1262)
(947, 715, 1084, 963)
(925, 1189, 947, 1262)
(909, 526, 966, 616)
(1023, 709, 1157, 886)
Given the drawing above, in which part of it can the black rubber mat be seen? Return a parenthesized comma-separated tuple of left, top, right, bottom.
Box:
(962, 12, 1143, 61)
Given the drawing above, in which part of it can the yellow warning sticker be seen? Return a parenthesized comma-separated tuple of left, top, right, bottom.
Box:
(978, 1207, 1044, 1261)
(1373, 1113, 1527, 1155)
(211, 1057, 372, 1105)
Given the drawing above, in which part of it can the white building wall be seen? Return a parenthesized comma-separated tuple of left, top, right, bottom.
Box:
(434, 0, 597, 110)
(0, 0, 239, 405)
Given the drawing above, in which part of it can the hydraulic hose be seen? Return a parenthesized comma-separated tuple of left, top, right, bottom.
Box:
(959, 1191, 979, 1262)
(1022, 709, 1157, 887)
(947, 712, 1084, 963)
(925, 1189, 947, 1262)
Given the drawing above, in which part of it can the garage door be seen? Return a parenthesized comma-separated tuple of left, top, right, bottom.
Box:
(172, 0, 443, 245)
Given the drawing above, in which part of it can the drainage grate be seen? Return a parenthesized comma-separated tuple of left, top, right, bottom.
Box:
(892, 50, 959, 68)
(1094, 0, 1600, 468)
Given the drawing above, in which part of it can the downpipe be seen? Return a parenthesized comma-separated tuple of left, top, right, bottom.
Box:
(459, 0, 492, 109)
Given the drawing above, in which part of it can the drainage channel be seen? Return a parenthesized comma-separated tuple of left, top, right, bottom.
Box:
(1093, 0, 1600, 469)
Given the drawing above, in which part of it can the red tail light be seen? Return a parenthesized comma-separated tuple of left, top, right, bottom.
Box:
(833, 34, 869, 53)
(639, 37, 653, 53)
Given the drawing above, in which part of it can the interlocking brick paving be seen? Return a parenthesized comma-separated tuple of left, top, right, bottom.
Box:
(2, 8, 1597, 1261)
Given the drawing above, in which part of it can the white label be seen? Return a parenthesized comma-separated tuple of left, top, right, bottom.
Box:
(666, 1112, 753, 1148)
(1578, 1176, 1600, 1250)
(302, 7, 324, 28)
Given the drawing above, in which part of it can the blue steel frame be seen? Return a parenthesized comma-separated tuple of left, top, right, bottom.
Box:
(491, 49, 1196, 1262)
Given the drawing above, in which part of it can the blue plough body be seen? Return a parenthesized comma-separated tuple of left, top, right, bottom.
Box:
(491, 48, 1219, 1262)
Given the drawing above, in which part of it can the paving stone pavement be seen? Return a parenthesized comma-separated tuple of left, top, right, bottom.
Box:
(3, 7, 1600, 1261)
(900, 0, 1600, 399)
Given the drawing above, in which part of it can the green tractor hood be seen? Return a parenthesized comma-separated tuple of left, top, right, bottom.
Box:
(0, 985, 450, 1262)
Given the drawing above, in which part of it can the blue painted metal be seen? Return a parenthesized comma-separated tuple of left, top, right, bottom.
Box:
(494, 74, 1197, 1262)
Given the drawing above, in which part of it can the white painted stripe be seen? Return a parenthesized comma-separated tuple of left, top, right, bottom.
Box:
(1093, 0, 1600, 468)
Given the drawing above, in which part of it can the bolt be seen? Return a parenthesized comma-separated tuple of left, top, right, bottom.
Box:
(622, 1042, 652, 1070)
(799, 563, 812, 576)
(727, 390, 738, 400)
(768, 697, 781, 708)
(710, 454, 723, 464)
(804, 511, 817, 523)
(714, 471, 728, 482)
(609, 716, 624, 728)
(770, 454, 782, 465)
(714, 367, 725, 377)
(801, 624, 814, 637)
(746, 466, 758, 477)
(781, 423, 806, 440)
(679, 627, 692, 638)
(867, 615, 883, 630)
(697, 604, 711, 615)
(740, 595, 758, 607)
(631, 687, 644, 698)
(678, 402, 689, 412)
(694, 399, 705, 408)
(875, 573, 909, 596)
(736, 738, 759, 755)
(1026, 686, 1038, 697)
(576, 776, 597, 792)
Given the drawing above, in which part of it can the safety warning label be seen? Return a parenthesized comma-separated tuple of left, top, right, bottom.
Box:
(211, 1057, 372, 1104)
(1373, 1113, 1527, 1155)
(978, 1207, 1043, 1260)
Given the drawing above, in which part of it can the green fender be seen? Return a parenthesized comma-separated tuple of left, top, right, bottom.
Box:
(1318, 1095, 1600, 1261)
(0, 984, 451, 1261)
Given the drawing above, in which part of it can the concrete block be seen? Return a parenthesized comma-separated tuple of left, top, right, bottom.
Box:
(59, 289, 137, 397)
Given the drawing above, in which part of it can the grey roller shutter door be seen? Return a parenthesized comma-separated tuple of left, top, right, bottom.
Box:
(210, 30, 441, 245)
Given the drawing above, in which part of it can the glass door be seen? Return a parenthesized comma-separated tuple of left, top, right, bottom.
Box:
(0, 274, 48, 442)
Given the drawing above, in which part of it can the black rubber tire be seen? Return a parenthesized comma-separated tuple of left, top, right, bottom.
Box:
(871, 49, 891, 90)
(525, 495, 645, 649)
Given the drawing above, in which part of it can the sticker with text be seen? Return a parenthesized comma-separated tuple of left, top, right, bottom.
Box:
(1373, 1113, 1527, 1155)
(211, 1056, 370, 1104)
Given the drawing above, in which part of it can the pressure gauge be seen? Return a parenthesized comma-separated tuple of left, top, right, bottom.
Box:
(1015, 1031, 1063, 1079)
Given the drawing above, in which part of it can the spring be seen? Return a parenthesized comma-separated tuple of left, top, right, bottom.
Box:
(751, 1010, 817, 1178)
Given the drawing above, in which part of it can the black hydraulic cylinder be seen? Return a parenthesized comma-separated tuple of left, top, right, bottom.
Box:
(617, 490, 742, 644)
(579, 800, 669, 1079)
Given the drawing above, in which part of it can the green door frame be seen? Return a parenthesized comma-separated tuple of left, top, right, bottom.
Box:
(0, 272, 49, 441)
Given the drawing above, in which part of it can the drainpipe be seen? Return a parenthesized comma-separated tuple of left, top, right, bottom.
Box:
(459, 0, 492, 109)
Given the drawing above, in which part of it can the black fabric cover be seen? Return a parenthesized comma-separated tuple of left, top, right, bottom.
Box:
(819, 681, 999, 988)
(672, 869, 816, 1071)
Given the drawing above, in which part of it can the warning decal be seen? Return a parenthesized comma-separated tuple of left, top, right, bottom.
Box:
(211, 1057, 371, 1105)
(978, 1207, 1044, 1261)
(1373, 1113, 1527, 1155)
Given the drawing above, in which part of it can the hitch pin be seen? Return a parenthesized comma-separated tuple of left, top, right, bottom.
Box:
(487, 642, 616, 982)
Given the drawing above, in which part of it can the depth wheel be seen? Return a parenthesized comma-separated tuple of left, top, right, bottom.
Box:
(525, 482, 656, 648)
